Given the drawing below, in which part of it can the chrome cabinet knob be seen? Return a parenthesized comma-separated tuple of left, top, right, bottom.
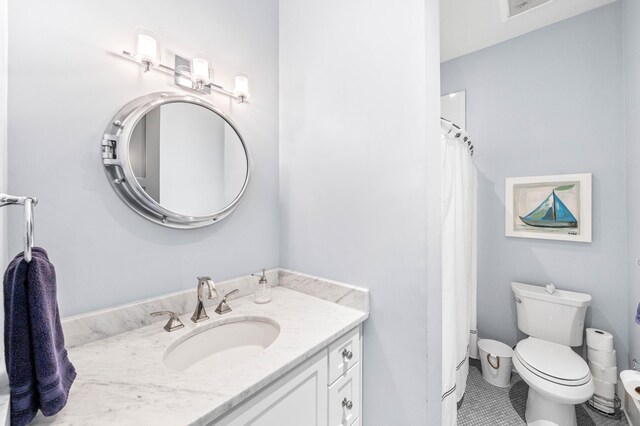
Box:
(342, 397, 353, 410)
(341, 348, 353, 360)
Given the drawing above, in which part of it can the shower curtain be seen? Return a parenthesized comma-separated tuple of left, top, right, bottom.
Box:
(441, 122, 477, 426)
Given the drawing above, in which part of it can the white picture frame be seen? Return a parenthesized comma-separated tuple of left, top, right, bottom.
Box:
(505, 173, 592, 242)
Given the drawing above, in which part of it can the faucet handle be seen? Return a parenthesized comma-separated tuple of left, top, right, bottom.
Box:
(151, 311, 185, 332)
(221, 289, 239, 301)
(215, 289, 240, 315)
(223, 288, 240, 300)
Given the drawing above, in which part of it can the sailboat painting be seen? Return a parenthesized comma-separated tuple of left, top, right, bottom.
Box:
(519, 188, 578, 228)
(505, 173, 592, 242)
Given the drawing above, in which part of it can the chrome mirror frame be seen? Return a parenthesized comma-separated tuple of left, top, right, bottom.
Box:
(101, 92, 250, 229)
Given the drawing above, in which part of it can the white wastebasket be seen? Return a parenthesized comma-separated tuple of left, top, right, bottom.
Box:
(478, 339, 513, 388)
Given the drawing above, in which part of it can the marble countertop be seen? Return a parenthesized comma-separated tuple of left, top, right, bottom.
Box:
(32, 286, 367, 426)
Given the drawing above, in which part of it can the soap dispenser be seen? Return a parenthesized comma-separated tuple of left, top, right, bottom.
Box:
(252, 269, 271, 304)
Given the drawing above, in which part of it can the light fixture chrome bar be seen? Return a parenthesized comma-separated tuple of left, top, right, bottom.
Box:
(120, 51, 246, 103)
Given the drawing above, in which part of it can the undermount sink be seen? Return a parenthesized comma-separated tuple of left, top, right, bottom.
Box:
(163, 316, 280, 372)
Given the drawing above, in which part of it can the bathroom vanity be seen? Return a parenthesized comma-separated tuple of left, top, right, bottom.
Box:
(30, 271, 368, 425)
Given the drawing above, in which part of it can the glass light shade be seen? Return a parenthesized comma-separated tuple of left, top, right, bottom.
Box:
(191, 58, 210, 83)
(234, 74, 250, 99)
(136, 33, 159, 64)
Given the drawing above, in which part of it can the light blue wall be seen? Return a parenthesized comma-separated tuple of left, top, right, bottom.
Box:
(441, 4, 628, 367)
(7, 0, 280, 317)
(279, 0, 437, 423)
(624, 0, 640, 367)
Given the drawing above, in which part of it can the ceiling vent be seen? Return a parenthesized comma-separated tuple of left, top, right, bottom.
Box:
(504, 0, 553, 19)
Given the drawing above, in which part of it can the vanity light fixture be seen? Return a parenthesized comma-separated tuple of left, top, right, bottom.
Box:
(134, 29, 160, 72)
(191, 57, 210, 89)
(121, 29, 250, 104)
(234, 73, 251, 103)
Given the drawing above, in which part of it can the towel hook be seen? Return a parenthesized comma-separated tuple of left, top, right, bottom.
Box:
(0, 193, 38, 263)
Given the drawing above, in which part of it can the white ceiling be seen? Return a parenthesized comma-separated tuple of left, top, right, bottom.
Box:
(440, 0, 617, 62)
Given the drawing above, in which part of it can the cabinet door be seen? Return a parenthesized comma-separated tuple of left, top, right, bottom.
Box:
(214, 351, 328, 426)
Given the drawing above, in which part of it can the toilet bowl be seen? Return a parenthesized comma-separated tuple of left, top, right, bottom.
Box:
(513, 337, 594, 425)
(511, 282, 594, 426)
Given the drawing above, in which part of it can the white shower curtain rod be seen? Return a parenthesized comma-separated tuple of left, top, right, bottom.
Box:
(441, 117, 474, 156)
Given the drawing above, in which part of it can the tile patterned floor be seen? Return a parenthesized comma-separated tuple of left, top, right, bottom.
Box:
(457, 359, 629, 426)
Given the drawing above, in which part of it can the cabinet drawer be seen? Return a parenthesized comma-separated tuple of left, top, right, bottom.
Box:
(329, 364, 360, 426)
(328, 327, 360, 384)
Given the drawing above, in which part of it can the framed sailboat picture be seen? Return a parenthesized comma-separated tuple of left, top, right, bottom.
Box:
(505, 173, 592, 242)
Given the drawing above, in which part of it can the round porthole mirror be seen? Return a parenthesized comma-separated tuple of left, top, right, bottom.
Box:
(102, 92, 250, 228)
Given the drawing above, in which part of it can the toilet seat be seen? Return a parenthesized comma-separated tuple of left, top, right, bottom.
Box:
(515, 337, 591, 386)
(513, 337, 594, 405)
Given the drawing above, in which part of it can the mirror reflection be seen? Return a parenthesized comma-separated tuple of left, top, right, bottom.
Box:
(129, 102, 248, 217)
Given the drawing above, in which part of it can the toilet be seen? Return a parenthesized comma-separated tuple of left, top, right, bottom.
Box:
(511, 282, 595, 426)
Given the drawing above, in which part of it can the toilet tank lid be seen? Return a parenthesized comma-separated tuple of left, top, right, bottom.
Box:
(511, 282, 591, 308)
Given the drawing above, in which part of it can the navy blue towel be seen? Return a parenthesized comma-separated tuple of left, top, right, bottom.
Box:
(636, 302, 640, 325)
(4, 247, 76, 426)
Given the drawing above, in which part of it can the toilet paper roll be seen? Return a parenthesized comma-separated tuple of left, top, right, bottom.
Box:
(593, 377, 616, 400)
(589, 398, 616, 414)
(589, 360, 618, 384)
(588, 347, 616, 367)
(586, 328, 614, 352)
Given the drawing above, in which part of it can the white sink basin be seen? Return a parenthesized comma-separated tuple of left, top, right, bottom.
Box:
(620, 370, 640, 401)
(163, 316, 280, 372)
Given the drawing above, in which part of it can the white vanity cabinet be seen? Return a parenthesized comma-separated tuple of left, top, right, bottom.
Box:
(214, 326, 363, 426)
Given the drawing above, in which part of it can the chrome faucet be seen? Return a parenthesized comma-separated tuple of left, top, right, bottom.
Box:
(191, 276, 218, 323)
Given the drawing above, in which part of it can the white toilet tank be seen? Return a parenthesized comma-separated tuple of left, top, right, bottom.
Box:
(511, 282, 592, 347)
